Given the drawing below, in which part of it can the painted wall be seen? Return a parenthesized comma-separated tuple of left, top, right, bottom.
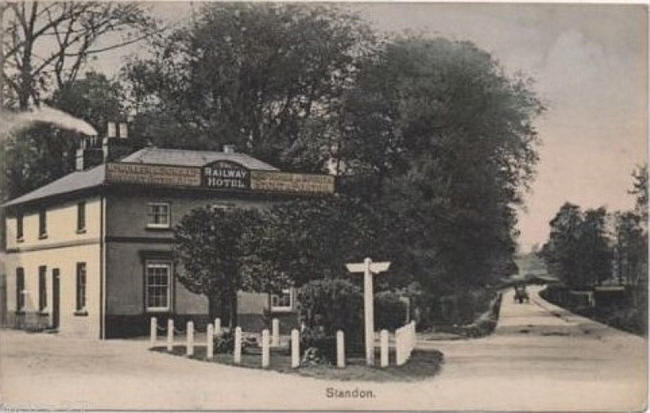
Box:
(3, 197, 102, 338)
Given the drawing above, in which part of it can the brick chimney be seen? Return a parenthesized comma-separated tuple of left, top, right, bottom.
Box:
(75, 122, 137, 170)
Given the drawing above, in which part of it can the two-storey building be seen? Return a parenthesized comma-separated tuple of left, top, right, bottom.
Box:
(1, 129, 335, 339)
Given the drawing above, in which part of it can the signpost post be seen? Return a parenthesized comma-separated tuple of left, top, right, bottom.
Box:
(346, 257, 390, 366)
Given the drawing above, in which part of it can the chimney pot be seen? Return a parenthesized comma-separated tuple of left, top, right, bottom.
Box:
(223, 144, 235, 154)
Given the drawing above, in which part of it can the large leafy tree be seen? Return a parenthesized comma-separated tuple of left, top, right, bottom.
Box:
(122, 2, 376, 171)
(336, 37, 543, 292)
(173, 206, 262, 327)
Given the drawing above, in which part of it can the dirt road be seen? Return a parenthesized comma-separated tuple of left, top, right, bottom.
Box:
(0, 286, 646, 411)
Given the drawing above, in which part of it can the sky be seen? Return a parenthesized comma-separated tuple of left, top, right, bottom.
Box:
(85, 2, 648, 252)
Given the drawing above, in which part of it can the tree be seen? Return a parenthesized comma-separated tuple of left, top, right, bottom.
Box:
(614, 211, 646, 286)
(122, 2, 376, 171)
(173, 206, 262, 327)
(0, 71, 126, 200)
(630, 164, 648, 224)
(337, 37, 543, 292)
(540, 203, 584, 288)
(244, 195, 409, 292)
(2, 2, 156, 109)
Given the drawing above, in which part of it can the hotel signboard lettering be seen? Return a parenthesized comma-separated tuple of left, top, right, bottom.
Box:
(106, 161, 334, 194)
(106, 162, 201, 187)
(250, 171, 335, 194)
(202, 161, 250, 189)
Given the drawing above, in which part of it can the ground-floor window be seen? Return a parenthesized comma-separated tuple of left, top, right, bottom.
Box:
(146, 261, 171, 312)
(16, 268, 24, 311)
(38, 266, 47, 311)
(76, 263, 86, 311)
(271, 288, 293, 312)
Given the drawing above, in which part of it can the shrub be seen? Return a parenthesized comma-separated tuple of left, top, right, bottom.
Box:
(213, 330, 235, 353)
(297, 278, 363, 340)
(375, 290, 408, 331)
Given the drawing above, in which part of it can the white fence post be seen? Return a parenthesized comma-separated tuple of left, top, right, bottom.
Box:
(336, 330, 345, 368)
(262, 329, 270, 368)
(234, 327, 242, 364)
(186, 321, 194, 357)
(272, 318, 280, 347)
(150, 317, 157, 348)
(380, 329, 389, 367)
(166, 319, 174, 352)
(395, 326, 404, 366)
(291, 329, 300, 368)
(206, 323, 214, 360)
(214, 318, 221, 336)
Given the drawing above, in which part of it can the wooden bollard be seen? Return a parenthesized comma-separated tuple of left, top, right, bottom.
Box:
(166, 319, 174, 352)
(336, 330, 345, 368)
(234, 327, 242, 364)
(261, 329, 270, 368)
(206, 323, 214, 360)
(291, 329, 300, 368)
(272, 318, 280, 347)
(380, 329, 389, 367)
(214, 318, 221, 336)
(150, 317, 157, 348)
(186, 321, 194, 357)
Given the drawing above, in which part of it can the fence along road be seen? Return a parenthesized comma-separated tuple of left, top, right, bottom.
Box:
(0, 285, 646, 411)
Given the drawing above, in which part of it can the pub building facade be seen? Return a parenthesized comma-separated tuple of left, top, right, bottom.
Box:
(1, 124, 335, 339)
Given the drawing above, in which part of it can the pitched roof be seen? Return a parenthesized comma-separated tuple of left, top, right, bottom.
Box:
(121, 147, 278, 171)
(2, 164, 106, 207)
(2, 147, 278, 207)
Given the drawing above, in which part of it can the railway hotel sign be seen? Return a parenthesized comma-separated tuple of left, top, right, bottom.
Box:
(106, 161, 334, 195)
(203, 161, 250, 189)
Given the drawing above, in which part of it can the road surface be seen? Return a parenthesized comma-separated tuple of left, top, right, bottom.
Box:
(0, 286, 646, 411)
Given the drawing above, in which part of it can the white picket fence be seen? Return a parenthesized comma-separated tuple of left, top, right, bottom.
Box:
(395, 320, 416, 366)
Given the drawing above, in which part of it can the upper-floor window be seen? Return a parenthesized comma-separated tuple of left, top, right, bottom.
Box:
(77, 201, 86, 232)
(271, 288, 294, 312)
(147, 203, 170, 229)
(38, 209, 47, 238)
(16, 213, 23, 240)
(16, 268, 25, 311)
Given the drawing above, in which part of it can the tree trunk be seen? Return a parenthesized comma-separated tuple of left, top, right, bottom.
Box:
(208, 294, 219, 321)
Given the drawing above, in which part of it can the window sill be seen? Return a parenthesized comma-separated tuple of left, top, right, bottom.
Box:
(39, 310, 50, 316)
(145, 225, 171, 231)
(76, 228, 87, 234)
(16, 237, 24, 243)
(38, 234, 48, 240)
(146, 308, 171, 313)
(74, 310, 88, 317)
(15, 310, 26, 315)
(270, 307, 294, 313)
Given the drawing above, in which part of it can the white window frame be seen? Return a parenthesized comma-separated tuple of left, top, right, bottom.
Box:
(145, 260, 172, 312)
(146, 202, 171, 229)
(270, 288, 294, 312)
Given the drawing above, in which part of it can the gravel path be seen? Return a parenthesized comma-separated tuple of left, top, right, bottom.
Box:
(0, 286, 646, 411)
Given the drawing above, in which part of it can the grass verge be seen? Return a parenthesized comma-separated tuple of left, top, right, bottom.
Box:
(151, 345, 443, 382)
